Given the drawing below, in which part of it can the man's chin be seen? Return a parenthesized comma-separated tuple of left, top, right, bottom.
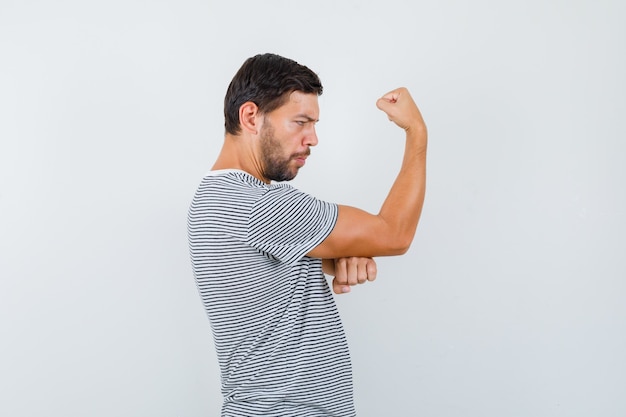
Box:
(282, 164, 301, 182)
(283, 171, 298, 182)
(269, 170, 298, 183)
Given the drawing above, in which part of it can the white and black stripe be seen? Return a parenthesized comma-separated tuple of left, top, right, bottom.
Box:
(188, 169, 355, 417)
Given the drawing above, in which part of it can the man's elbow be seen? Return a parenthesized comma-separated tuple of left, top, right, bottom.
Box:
(377, 217, 418, 256)
(384, 236, 413, 256)
(396, 243, 411, 255)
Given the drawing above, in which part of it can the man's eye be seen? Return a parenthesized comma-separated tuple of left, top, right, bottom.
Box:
(296, 121, 305, 126)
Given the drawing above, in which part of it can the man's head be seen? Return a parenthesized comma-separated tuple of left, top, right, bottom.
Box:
(224, 53, 323, 135)
(256, 90, 318, 182)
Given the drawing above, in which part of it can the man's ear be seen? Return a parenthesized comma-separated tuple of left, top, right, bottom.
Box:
(239, 101, 261, 134)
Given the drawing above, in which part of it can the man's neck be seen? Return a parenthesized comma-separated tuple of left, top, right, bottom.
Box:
(212, 135, 269, 183)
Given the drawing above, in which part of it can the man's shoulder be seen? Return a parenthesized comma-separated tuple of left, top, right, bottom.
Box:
(194, 170, 306, 210)
(203, 169, 263, 185)
(204, 170, 305, 194)
(198, 169, 267, 194)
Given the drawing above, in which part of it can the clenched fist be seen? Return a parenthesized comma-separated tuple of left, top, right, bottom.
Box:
(330, 257, 378, 294)
(376, 87, 427, 136)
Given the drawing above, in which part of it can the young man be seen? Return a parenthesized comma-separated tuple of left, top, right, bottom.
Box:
(188, 53, 427, 416)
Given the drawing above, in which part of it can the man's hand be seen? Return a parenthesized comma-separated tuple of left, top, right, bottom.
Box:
(323, 257, 377, 294)
(376, 87, 426, 135)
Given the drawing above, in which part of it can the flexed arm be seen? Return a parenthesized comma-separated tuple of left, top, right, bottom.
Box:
(308, 87, 428, 259)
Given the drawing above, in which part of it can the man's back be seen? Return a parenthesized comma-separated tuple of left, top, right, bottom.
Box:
(188, 169, 356, 417)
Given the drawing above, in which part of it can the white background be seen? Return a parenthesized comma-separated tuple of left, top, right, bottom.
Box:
(1, 0, 625, 416)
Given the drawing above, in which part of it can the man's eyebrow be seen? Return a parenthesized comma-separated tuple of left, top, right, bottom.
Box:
(295, 114, 319, 122)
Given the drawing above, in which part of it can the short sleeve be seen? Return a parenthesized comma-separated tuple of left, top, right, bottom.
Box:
(246, 185, 338, 266)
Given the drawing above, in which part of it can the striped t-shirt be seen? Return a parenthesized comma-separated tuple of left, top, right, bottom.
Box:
(187, 169, 355, 417)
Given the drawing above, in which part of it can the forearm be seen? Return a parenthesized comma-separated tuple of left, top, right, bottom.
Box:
(378, 126, 428, 252)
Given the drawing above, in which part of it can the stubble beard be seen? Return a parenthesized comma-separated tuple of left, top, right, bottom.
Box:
(260, 122, 301, 182)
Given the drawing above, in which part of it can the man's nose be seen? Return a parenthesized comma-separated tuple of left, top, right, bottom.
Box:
(304, 126, 318, 147)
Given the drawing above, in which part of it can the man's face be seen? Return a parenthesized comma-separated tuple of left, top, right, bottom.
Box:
(259, 91, 320, 182)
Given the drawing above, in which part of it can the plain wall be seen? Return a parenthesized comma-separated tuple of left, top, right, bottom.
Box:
(1, 0, 624, 416)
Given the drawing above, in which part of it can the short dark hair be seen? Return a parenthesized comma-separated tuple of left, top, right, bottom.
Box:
(224, 53, 323, 135)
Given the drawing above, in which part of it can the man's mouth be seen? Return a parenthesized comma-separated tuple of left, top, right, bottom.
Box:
(293, 151, 310, 166)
